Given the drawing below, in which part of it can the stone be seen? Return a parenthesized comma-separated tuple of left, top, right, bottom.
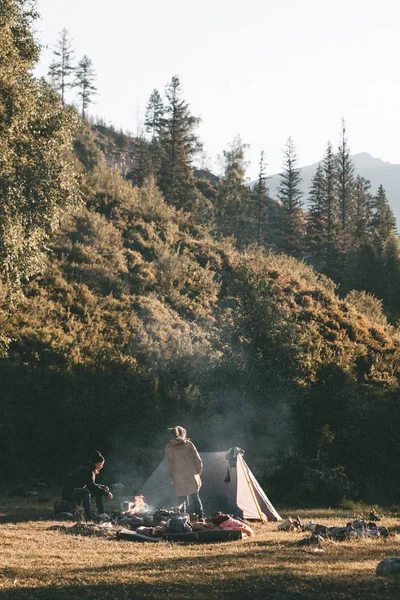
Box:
(376, 557, 400, 576)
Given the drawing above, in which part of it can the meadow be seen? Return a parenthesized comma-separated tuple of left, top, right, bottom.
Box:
(1, 489, 400, 599)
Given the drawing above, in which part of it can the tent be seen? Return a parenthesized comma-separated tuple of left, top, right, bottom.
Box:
(140, 447, 281, 522)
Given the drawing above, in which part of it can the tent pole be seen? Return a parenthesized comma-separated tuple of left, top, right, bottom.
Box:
(238, 453, 266, 522)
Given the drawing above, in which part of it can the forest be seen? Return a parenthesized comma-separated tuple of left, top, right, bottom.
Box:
(2, 0, 400, 507)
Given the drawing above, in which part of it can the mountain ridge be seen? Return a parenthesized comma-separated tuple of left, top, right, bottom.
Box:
(261, 152, 400, 224)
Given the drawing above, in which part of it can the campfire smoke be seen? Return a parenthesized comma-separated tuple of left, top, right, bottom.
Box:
(123, 495, 149, 515)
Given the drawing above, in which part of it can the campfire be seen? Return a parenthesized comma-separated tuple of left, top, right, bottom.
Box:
(122, 495, 150, 515)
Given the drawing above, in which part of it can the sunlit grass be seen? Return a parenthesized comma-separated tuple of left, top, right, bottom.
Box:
(1, 492, 400, 599)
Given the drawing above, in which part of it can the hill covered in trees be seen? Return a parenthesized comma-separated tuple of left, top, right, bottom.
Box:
(2, 0, 400, 506)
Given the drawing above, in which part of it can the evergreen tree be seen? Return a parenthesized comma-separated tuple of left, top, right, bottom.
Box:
(127, 138, 155, 187)
(352, 175, 372, 245)
(215, 136, 252, 247)
(277, 137, 304, 257)
(343, 237, 384, 300)
(158, 75, 201, 210)
(321, 141, 339, 269)
(74, 55, 97, 119)
(253, 151, 269, 246)
(0, 0, 79, 290)
(371, 184, 397, 240)
(47, 28, 74, 104)
(306, 163, 326, 263)
(336, 120, 355, 251)
(145, 89, 164, 138)
(383, 234, 400, 317)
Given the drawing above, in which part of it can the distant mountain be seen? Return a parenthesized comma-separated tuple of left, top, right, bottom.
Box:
(262, 153, 400, 225)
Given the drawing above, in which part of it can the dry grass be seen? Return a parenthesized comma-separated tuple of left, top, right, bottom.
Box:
(1, 494, 400, 599)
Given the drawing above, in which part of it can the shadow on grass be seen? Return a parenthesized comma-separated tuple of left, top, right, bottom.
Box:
(0, 573, 398, 600)
(0, 506, 55, 524)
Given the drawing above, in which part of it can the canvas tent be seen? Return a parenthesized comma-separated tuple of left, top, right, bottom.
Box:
(140, 447, 281, 522)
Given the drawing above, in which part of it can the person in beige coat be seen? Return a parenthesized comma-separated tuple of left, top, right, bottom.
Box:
(165, 426, 204, 519)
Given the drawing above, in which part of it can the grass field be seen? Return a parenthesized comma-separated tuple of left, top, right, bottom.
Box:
(1, 489, 400, 599)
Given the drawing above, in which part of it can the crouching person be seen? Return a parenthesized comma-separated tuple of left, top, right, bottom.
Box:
(165, 426, 204, 520)
(62, 451, 113, 521)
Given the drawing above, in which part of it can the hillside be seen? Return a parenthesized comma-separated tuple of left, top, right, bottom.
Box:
(2, 139, 400, 502)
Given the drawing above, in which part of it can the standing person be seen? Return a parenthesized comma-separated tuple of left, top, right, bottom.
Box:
(165, 426, 204, 520)
(61, 451, 113, 521)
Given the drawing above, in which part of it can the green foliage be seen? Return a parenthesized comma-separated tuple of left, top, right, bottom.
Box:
(0, 0, 80, 291)
(3, 8, 400, 506)
(277, 137, 304, 257)
(214, 136, 253, 248)
(73, 121, 104, 171)
(157, 76, 201, 212)
(74, 55, 97, 119)
(48, 28, 75, 104)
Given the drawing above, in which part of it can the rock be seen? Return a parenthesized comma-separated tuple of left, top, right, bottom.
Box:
(376, 557, 400, 576)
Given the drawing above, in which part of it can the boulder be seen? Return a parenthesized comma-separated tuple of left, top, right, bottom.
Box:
(376, 558, 400, 576)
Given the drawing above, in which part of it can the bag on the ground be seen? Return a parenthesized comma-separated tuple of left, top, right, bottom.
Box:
(166, 515, 192, 533)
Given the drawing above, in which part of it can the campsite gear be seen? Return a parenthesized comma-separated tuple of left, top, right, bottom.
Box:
(166, 515, 192, 533)
(237, 452, 265, 522)
(165, 437, 203, 497)
(153, 508, 177, 524)
(117, 527, 243, 543)
(218, 517, 254, 537)
(141, 447, 281, 522)
(212, 512, 231, 526)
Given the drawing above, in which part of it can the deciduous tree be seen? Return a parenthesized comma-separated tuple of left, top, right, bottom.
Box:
(0, 0, 80, 291)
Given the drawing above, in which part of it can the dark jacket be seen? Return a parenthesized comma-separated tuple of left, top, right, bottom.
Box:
(62, 464, 108, 500)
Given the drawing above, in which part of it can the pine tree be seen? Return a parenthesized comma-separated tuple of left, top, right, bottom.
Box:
(371, 184, 397, 240)
(306, 163, 326, 263)
(158, 75, 200, 210)
(253, 151, 269, 246)
(352, 175, 372, 245)
(47, 28, 74, 104)
(0, 0, 79, 290)
(383, 234, 400, 317)
(277, 137, 304, 257)
(336, 120, 355, 251)
(127, 138, 155, 187)
(214, 136, 252, 247)
(145, 89, 164, 138)
(74, 55, 97, 119)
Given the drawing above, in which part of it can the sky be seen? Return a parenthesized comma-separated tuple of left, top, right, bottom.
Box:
(34, 0, 400, 179)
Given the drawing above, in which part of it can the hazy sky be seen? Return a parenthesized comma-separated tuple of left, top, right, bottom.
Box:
(34, 0, 400, 179)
